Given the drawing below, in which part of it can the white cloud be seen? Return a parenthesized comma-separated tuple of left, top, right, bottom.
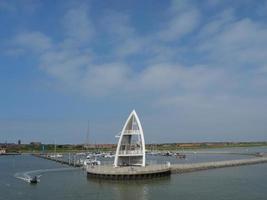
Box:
(40, 49, 91, 83)
(101, 11, 135, 40)
(9, 2, 267, 100)
(156, 0, 200, 41)
(135, 63, 229, 96)
(13, 31, 52, 53)
(80, 63, 131, 96)
(115, 37, 146, 57)
(62, 6, 94, 44)
(196, 8, 235, 41)
(196, 18, 267, 66)
(159, 8, 200, 41)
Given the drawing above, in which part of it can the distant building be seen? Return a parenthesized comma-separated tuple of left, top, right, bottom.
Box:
(30, 142, 42, 146)
(18, 140, 21, 145)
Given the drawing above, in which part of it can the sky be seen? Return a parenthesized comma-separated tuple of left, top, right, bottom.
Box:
(0, 0, 267, 144)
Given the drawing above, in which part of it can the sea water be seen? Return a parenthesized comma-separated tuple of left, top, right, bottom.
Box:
(0, 147, 267, 200)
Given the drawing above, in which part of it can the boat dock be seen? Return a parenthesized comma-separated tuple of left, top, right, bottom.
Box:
(0, 152, 21, 156)
(32, 154, 83, 167)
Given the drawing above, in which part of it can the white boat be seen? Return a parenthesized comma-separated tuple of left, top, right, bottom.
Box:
(16, 174, 41, 184)
(104, 153, 114, 158)
(83, 158, 101, 166)
(86, 154, 93, 159)
(49, 153, 63, 158)
(76, 152, 86, 156)
(50, 141, 63, 158)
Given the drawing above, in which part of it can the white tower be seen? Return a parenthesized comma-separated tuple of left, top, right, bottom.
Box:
(114, 110, 146, 167)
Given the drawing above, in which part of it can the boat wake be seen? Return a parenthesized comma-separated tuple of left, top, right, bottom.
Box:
(14, 167, 79, 184)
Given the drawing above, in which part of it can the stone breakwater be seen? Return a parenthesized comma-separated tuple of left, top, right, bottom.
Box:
(86, 157, 267, 180)
(171, 157, 267, 174)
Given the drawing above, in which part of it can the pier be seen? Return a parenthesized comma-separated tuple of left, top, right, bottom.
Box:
(32, 154, 83, 167)
(171, 156, 267, 173)
(86, 156, 267, 180)
(0, 152, 21, 156)
(87, 164, 171, 180)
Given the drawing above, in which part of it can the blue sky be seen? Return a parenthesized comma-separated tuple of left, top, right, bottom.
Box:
(0, 0, 267, 144)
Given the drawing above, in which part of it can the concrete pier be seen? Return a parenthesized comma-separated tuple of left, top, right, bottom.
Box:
(171, 157, 267, 173)
(87, 157, 267, 180)
(87, 164, 171, 180)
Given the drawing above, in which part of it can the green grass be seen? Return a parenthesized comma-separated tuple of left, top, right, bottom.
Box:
(5, 142, 267, 153)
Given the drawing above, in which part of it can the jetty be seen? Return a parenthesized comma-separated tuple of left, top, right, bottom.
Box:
(0, 152, 21, 156)
(86, 156, 267, 180)
(32, 154, 83, 167)
(87, 164, 171, 179)
(171, 156, 267, 173)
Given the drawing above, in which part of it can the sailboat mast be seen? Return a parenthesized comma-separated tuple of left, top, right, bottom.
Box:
(54, 140, 56, 154)
(86, 120, 90, 149)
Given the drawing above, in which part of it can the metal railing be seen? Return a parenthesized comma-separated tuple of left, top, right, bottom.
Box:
(123, 130, 140, 134)
(119, 150, 143, 155)
(87, 163, 172, 174)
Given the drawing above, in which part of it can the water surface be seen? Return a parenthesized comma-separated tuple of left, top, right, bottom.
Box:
(1, 147, 267, 200)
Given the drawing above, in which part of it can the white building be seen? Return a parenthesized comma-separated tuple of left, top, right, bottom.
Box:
(114, 110, 146, 167)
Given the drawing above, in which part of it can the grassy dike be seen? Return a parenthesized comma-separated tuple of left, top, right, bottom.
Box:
(3, 141, 267, 154)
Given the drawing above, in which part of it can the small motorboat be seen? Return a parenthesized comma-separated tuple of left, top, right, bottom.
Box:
(15, 174, 41, 184)
(29, 176, 38, 184)
(175, 153, 186, 159)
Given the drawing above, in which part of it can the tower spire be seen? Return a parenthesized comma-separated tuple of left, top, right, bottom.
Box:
(114, 110, 146, 167)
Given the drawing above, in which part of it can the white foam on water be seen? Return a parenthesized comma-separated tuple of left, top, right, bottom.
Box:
(14, 167, 79, 183)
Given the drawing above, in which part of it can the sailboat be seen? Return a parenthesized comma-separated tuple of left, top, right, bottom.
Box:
(49, 141, 63, 158)
(83, 121, 101, 166)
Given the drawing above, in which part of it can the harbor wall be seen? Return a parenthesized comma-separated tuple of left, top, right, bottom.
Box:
(171, 157, 267, 174)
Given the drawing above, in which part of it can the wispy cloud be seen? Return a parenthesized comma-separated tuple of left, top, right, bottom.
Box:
(13, 31, 52, 53)
(158, 7, 200, 41)
(62, 6, 94, 44)
(0, 0, 42, 13)
(196, 18, 267, 66)
(8, 1, 267, 98)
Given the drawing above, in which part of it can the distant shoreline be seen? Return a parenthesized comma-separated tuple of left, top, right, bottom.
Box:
(1, 141, 266, 154)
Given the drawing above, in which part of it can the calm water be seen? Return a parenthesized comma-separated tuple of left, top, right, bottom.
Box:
(1, 147, 267, 200)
